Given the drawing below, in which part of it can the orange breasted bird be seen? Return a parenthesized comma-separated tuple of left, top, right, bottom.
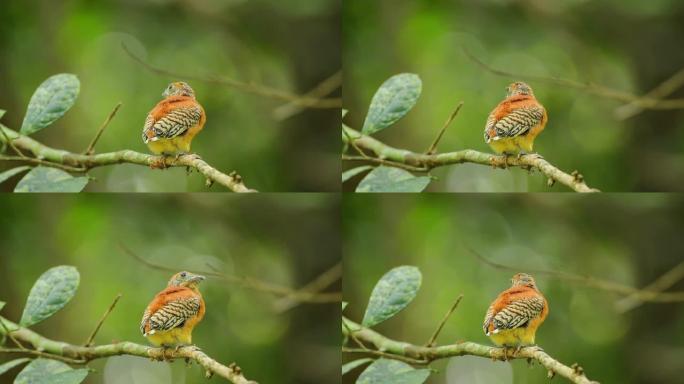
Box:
(140, 271, 206, 347)
(484, 82, 547, 155)
(142, 82, 206, 156)
(483, 273, 548, 353)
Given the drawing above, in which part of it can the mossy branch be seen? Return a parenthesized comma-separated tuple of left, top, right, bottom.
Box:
(342, 126, 598, 193)
(342, 317, 598, 384)
(0, 316, 256, 384)
(0, 126, 255, 192)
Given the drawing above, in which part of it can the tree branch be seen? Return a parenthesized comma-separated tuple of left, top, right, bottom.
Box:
(342, 126, 598, 192)
(0, 126, 256, 192)
(83, 102, 122, 155)
(342, 317, 598, 384)
(0, 316, 257, 384)
(122, 43, 340, 109)
(83, 293, 122, 347)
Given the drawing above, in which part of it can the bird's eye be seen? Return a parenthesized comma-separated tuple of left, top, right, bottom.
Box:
(180, 272, 187, 278)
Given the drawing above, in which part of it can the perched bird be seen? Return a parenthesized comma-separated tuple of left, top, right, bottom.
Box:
(484, 82, 547, 156)
(140, 271, 206, 348)
(483, 273, 548, 357)
(142, 81, 206, 157)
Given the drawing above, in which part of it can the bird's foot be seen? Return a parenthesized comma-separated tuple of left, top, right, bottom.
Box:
(150, 156, 169, 169)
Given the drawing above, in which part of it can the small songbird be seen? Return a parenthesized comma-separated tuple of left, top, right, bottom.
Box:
(484, 82, 547, 156)
(142, 82, 206, 156)
(140, 271, 206, 348)
(483, 273, 548, 357)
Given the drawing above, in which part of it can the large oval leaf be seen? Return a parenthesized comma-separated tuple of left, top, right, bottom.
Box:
(362, 74, 422, 135)
(342, 166, 373, 183)
(21, 74, 80, 135)
(14, 167, 89, 193)
(20, 266, 80, 327)
(342, 358, 373, 375)
(15, 359, 88, 384)
(356, 359, 430, 384)
(0, 358, 30, 376)
(362, 266, 422, 327)
(0, 166, 31, 185)
(356, 166, 430, 193)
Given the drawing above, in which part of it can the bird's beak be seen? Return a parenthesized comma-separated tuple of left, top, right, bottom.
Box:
(190, 274, 206, 283)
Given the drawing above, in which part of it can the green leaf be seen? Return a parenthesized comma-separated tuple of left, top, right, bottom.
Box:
(0, 301, 5, 311)
(20, 74, 80, 135)
(0, 166, 32, 185)
(342, 109, 348, 118)
(20, 266, 80, 327)
(356, 166, 430, 193)
(14, 167, 88, 193)
(343, 166, 373, 182)
(342, 301, 348, 311)
(0, 109, 6, 119)
(343, 358, 373, 375)
(362, 73, 422, 135)
(362, 266, 422, 327)
(14, 359, 88, 384)
(0, 358, 30, 376)
(356, 359, 430, 384)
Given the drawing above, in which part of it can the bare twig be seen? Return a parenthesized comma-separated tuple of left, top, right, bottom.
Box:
(84, 293, 122, 347)
(614, 66, 684, 119)
(425, 294, 463, 347)
(425, 101, 464, 155)
(342, 155, 429, 173)
(273, 71, 342, 120)
(467, 247, 684, 303)
(342, 347, 428, 365)
(614, 261, 684, 312)
(0, 347, 87, 364)
(462, 46, 684, 110)
(84, 102, 122, 155)
(122, 43, 340, 109)
(120, 244, 341, 304)
(273, 262, 342, 312)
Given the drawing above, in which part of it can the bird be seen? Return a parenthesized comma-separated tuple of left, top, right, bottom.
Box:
(484, 82, 547, 158)
(482, 273, 548, 358)
(140, 271, 206, 350)
(142, 81, 206, 159)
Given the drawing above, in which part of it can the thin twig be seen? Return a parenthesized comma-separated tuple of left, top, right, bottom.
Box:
(0, 317, 26, 350)
(84, 102, 122, 155)
(466, 247, 684, 302)
(84, 293, 122, 347)
(614, 261, 684, 312)
(120, 243, 341, 304)
(0, 156, 87, 173)
(122, 43, 340, 109)
(342, 347, 429, 365)
(462, 46, 684, 110)
(0, 124, 26, 158)
(273, 71, 342, 120)
(425, 294, 463, 347)
(0, 348, 87, 364)
(614, 66, 684, 119)
(342, 155, 428, 173)
(273, 262, 342, 312)
(425, 101, 464, 155)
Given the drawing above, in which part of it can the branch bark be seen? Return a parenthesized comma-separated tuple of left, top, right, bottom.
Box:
(0, 316, 256, 384)
(342, 317, 598, 384)
(342, 126, 598, 193)
(0, 126, 256, 192)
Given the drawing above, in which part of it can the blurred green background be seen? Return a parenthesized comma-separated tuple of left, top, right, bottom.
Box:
(343, 194, 684, 384)
(0, 194, 341, 384)
(343, 0, 684, 192)
(0, 0, 340, 192)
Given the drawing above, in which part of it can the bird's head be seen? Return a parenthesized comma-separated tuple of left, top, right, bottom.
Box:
(167, 271, 205, 288)
(511, 273, 537, 289)
(506, 82, 534, 97)
(163, 81, 195, 98)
